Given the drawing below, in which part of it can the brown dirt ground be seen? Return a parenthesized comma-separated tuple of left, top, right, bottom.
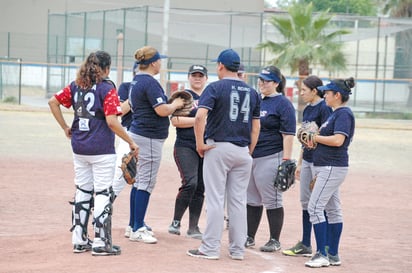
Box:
(1, 104, 411, 273)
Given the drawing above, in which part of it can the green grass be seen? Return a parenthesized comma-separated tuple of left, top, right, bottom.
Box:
(355, 112, 412, 120)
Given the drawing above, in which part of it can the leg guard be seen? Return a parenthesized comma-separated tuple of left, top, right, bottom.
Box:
(92, 187, 120, 255)
(70, 186, 93, 244)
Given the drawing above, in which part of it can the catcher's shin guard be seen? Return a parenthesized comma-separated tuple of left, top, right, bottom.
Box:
(70, 186, 93, 243)
(93, 187, 120, 255)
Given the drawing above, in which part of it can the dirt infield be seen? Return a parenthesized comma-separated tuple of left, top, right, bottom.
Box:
(1, 105, 412, 273)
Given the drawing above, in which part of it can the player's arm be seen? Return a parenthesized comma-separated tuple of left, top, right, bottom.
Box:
(106, 115, 138, 156)
(120, 99, 131, 116)
(154, 98, 185, 117)
(315, 134, 345, 147)
(295, 148, 304, 180)
(170, 116, 195, 128)
(194, 107, 214, 157)
(248, 118, 260, 155)
(282, 134, 294, 160)
(48, 95, 71, 139)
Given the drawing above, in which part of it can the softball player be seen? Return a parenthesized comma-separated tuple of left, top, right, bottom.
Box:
(168, 64, 208, 239)
(245, 66, 296, 252)
(48, 51, 138, 256)
(283, 75, 332, 257)
(127, 46, 185, 244)
(187, 49, 261, 260)
(112, 63, 137, 198)
(304, 77, 355, 268)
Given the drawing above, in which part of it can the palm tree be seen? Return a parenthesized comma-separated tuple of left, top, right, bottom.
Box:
(258, 2, 350, 121)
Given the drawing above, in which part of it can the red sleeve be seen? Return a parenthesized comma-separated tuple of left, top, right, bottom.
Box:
(104, 88, 122, 116)
(54, 85, 72, 108)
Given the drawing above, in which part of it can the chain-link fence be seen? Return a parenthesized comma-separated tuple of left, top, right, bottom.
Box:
(1, 6, 412, 114)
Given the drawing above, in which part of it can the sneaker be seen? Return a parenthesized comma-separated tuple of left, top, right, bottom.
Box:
(124, 226, 132, 238)
(260, 238, 281, 252)
(126, 224, 154, 237)
(229, 253, 244, 260)
(305, 252, 330, 268)
(186, 227, 202, 240)
(129, 226, 157, 244)
(245, 236, 255, 248)
(168, 220, 181, 235)
(186, 249, 219, 260)
(91, 244, 121, 256)
(282, 241, 312, 257)
(328, 253, 341, 266)
(73, 240, 92, 253)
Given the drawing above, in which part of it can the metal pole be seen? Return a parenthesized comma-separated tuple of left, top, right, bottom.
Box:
(161, 0, 170, 91)
(373, 17, 381, 113)
(18, 58, 22, 105)
(116, 31, 124, 86)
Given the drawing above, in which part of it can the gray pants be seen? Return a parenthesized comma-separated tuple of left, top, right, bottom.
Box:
(199, 140, 252, 258)
(129, 132, 165, 194)
(300, 159, 316, 210)
(308, 166, 348, 224)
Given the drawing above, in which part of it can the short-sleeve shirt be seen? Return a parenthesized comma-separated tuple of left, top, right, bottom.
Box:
(174, 89, 199, 151)
(313, 107, 355, 167)
(302, 99, 332, 162)
(54, 80, 121, 155)
(198, 78, 260, 147)
(128, 73, 169, 139)
(252, 94, 296, 158)
(117, 82, 133, 129)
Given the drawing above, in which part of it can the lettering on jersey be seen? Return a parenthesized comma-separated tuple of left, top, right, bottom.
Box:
(230, 90, 250, 123)
(260, 110, 267, 117)
(156, 97, 163, 103)
(237, 86, 251, 92)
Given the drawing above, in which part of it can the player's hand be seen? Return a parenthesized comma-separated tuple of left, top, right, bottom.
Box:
(196, 143, 216, 158)
(295, 165, 301, 181)
(63, 127, 72, 139)
(129, 142, 139, 157)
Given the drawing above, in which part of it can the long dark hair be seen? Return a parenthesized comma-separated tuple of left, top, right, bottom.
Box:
(76, 50, 111, 89)
(303, 75, 324, 98)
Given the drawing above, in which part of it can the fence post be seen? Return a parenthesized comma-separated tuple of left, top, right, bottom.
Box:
(18, 58, 22, 105)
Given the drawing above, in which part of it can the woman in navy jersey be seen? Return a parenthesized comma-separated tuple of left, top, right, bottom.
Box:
(283, 75, 332, 257)
(304, 77, 355, 268)
(245, 66, 296, 252)
(127, 46, 186, 244)
(168, 64, 208, 239)
(48, 50, 138, 256)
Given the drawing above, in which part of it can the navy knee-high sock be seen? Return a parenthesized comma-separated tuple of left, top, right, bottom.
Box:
(133, 190, 150, 231)
(128, 187, 137, 227)
(313, 221, 328, 256)
(301, 210, 312, 247)
(327, 222, 343, 256)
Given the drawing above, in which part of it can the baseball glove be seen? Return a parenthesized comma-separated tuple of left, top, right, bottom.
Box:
(297, 121, 319, 149)
(274, 159, 297, 192)
(168, 90, 194, 116)
(120, 151, 137, 185)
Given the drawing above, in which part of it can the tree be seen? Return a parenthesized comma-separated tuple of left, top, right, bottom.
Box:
(258, 2, 350, 121)
(276, 0, 377, 15)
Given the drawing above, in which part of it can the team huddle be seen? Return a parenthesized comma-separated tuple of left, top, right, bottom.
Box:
(48, 47, 355, 269)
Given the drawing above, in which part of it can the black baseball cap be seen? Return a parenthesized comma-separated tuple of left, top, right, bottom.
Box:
(188, 64, 208, 76)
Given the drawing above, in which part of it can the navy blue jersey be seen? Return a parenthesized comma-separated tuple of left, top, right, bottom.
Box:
(313, 107, 355, 167)
(252, 94, 296, 158)
(199, 78, 260, 147)
(302, 99, 332, 162)
(117, 82, 132, 129)
(128, 73, 170, 139)
(174, 89, 199, 150)
(55, 80, 121, 155)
